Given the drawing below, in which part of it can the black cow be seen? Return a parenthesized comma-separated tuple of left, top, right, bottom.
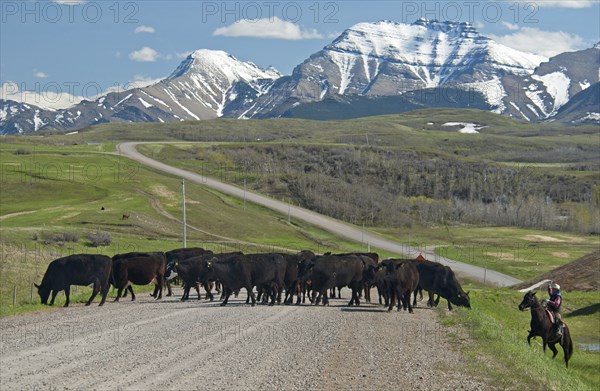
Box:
(197, 252, 285, 306)
(278, 251, 316, 305)
(165, 247, 214, 296)
(297, 251, 316, 303)
(414, 260, 471, 310)
(245, 253, 287, 305)
(307, 254, 365, 306)
(35, 254, 112, 307)
(112, 253, 166, 301)
(322, 252, 379, 300)
(171, 255, 221, 302)
(363, 263, 389, 306)
(383, 260, 419, 313)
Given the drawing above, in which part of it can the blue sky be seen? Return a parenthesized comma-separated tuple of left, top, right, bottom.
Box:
(1, 0, 599, 108)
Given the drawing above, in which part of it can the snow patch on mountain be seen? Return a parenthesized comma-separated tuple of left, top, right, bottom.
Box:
(33, 110, 46, 131)
(115, 94, 133, 107)
(138, 98, 153, 108)
(532, 72, 571, 114)
(463, 76, 506, 113)
(579, 80, 591, 90)
(442, 122, 485, 133)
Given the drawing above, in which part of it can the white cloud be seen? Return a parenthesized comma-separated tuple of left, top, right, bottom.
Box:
(1, 81, 83, 110)
(53, 1, 86, 4)
(500, 21, 520, 31)
(129, 47, 160, 62)
(130, 74, 162, 88)
(213, 17, 323, 40)
(33, 71, 48, 78)
(1, 72, 165, 110)
(490, 28, 585, 57)
(134, 25, 155, 34)
(515, 0, 594, 8)
(474, 21, 485, 30)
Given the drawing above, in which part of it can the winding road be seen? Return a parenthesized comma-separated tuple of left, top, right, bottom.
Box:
(118, 142, 521, 287)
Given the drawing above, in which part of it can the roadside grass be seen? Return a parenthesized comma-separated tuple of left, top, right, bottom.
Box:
(439, 286, 600, 390)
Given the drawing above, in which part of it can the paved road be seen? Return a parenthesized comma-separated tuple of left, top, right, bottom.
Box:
(118, 142, 521, 287)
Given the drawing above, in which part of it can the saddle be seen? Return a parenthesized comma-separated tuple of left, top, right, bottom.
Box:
(545, 309, 555, 324)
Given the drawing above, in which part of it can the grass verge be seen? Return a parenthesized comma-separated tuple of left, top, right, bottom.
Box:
(439, 286, 600, 390)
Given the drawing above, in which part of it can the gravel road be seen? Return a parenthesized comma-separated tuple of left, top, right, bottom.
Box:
(117, 142, 521, 288)
(0, 289, 492, 390)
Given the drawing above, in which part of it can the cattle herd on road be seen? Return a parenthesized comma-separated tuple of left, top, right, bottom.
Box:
(35, 248, 472, 312)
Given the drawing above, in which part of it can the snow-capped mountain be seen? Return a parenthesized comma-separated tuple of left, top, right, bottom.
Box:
(0, 100, 53, 133)
(244, 19, 548, 118)
(509, 44, 600, 120)
(2, 20, 598, 134)
(1, 50, 281, 134)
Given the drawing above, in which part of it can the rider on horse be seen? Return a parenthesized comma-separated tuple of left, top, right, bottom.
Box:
(544, 281, 563, 338)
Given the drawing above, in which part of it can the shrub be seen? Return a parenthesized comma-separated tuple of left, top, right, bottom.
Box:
(87, 231, 112, 247)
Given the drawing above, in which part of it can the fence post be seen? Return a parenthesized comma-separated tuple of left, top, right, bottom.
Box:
(13, 285, 17, 306)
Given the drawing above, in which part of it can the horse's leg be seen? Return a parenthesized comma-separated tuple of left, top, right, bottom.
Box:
(527, 331, 534, 346)
(542, 338, 547, 353)
(549, 343, 558, 359)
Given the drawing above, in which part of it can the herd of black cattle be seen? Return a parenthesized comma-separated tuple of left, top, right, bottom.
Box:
(34, 248, 472, 312)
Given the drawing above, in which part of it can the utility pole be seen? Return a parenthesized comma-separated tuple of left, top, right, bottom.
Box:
(182, 178, 187, 248)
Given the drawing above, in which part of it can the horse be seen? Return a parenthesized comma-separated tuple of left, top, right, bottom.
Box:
(518, 290, 573, 368)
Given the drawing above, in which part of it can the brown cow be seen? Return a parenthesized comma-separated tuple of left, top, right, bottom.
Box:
(383, 259, 419, 313)
(112, 253, 166, 301)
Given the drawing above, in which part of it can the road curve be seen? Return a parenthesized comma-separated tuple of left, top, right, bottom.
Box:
(118, 142, 521, 287)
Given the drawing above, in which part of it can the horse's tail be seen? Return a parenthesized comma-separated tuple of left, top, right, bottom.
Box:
(563, 324, 574, 368)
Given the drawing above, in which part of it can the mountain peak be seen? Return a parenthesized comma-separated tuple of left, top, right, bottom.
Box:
(168, 49, 281, 81)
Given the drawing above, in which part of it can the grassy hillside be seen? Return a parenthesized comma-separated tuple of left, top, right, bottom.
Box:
(515, 251, 600, 292)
